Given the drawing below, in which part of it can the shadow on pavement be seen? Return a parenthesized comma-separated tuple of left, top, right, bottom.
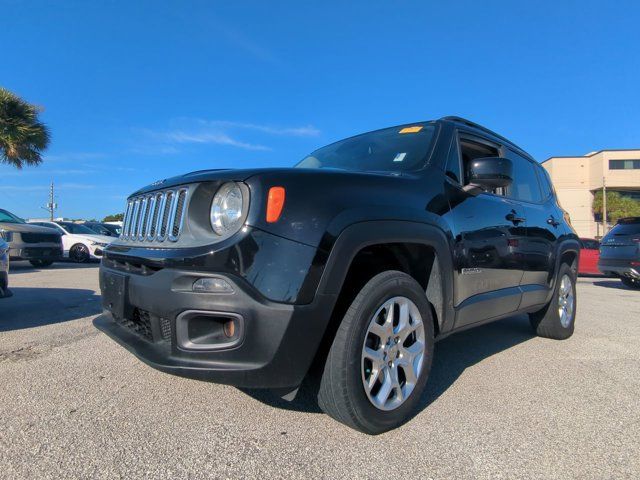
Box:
(593, 280, 629, 290)
(8, 261, 99, 275)
(241, 314, 534, 416)
(0, 287, 101, 332)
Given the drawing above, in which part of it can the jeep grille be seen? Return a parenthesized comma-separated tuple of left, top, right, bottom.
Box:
(120, 188, 188, 242)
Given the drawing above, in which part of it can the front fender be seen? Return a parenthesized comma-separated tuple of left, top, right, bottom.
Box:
(315, 220, 456, 334)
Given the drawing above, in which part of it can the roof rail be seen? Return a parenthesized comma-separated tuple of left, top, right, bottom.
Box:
(439, 116, 517, 150)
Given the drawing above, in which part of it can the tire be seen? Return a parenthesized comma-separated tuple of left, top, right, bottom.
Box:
(69, 243, 90, 263)
(529, 263, 576, 340)
(621, 277, 640, 289)
(318, 271, 435, 434)
(29, 259, 54, 268)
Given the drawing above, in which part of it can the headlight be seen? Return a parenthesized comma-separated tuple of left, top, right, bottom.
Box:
(210, 182, 245, 236)
(91, 242, 108, 247)
(0, 230, 12, 243)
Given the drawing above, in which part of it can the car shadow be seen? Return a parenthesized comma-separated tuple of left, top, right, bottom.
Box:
(240, 314, 534, 415)
(0, 287, 102, 331)
(8, 261, 99, 274)
(593, 280, 629, 290)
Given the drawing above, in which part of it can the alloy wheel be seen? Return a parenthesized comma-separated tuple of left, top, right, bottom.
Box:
(558, 274, 575, 328)
(361, 296, 426, 411)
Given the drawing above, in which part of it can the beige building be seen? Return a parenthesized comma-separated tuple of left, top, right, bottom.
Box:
(542, 150, 640, 238)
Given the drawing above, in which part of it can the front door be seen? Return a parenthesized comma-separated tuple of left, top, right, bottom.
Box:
(444, 133, 526, 328)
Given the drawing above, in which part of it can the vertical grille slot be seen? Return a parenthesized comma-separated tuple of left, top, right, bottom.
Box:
(129, 199, 141, 238)
(169, 189, 187, 241)
(122, 201, 133, 239)
(139, 196, 152, 240)
(158, 191, 174, 241)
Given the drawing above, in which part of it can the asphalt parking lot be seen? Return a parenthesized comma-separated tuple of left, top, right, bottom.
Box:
(0, 263, 638, 479)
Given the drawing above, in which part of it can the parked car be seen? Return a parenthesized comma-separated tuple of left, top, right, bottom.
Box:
(81, 221, 122, 237)
(94, 116, 580, 434)
(29, 221, 114, 263)
(578, 238, 600, 275)
(598, 217, 640, 289)
(0, 208, 63, 267)
(0, 238, 9, 298)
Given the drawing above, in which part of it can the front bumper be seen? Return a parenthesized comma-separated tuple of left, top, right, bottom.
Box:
(94, 265, 336, 390)
(9, 245, 63, 261)
(598, 258, 640, 279)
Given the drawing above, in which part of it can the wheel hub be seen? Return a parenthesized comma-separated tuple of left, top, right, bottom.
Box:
(361, 296, 426, 411)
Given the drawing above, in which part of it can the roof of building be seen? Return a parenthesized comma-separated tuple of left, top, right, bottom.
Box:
(542, 148, 640, 163)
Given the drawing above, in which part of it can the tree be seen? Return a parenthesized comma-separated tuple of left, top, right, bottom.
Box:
(103, 213, 124, 222)
(592, 190, 640, 224)
(0, 87, 51, 168)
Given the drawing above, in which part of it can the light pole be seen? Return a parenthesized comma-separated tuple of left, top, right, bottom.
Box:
(41, 181, 57, 221)
(602, 176, 608, 236)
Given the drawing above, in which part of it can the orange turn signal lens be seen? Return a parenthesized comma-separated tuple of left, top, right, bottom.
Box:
(266, 186, 286, 223)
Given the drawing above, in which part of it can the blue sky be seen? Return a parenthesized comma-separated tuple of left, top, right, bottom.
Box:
(1, 0, 639, 220)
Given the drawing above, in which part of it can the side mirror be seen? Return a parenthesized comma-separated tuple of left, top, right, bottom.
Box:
(464, 157, 513, 195)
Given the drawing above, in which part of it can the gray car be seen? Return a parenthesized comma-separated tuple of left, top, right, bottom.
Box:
(598, 217, 640, 289)
(0, 208, 63, 267)
(0, 238, 9, 297)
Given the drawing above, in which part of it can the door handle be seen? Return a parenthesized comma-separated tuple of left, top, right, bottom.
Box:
(506, 210, 525, 224)
(547, 215, 560, 227)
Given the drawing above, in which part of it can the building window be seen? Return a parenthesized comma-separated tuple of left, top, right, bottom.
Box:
(609, 159, 640, 170)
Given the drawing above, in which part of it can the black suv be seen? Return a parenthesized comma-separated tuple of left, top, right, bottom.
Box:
(95, 116, 579, 434)
(598, 217, 640, 289)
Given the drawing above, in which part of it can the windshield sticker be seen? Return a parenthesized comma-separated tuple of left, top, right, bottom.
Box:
(393, 152, 407, 162)
(399, 126, 423, 134)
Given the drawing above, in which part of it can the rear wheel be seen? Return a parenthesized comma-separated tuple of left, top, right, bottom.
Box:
(529, 263, 576, 340)
(318, 271, 435, 434)
(29, 259, 54, 268)
(70, 243, 90, 263)
(621, 277, 640, 289)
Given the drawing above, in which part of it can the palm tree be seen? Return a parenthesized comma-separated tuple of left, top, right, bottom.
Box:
(0, 87, 50, 168)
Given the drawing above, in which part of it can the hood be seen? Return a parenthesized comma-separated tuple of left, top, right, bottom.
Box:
(131, 168, 292, 196)
(73, 234, 114, 244)
(130, 167, 405, 196)
(0, 222, 61, 234)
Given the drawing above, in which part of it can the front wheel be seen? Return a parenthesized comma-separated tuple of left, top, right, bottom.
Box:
(621, 277, 640, 289)
(529, 263, 576, 340)
(69, 243, 90, 263)
(318, 271, 435, 434)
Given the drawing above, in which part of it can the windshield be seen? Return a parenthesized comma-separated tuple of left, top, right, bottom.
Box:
(295, 123, 436, 173)
(0, 209, 25, 224)
(58, 222, 97, 235)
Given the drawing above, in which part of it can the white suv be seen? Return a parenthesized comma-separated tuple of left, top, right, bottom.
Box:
(29, 221, 115, 263)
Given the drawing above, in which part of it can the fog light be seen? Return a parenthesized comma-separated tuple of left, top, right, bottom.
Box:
(192, 277, 235, 294)
(223, 319, 236, 338)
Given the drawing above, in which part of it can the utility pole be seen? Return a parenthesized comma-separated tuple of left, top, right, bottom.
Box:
(602, 176, 608, 236)
(42, 181, 58, 221)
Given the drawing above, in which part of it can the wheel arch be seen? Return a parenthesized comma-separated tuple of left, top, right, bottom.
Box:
(316, 221, 455, 340)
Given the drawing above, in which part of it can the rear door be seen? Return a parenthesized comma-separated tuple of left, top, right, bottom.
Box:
(503, 150, 561, 308)
(445, 132, 526, 328)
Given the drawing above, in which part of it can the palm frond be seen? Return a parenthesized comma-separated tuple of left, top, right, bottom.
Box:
(0, 87, 51, 169)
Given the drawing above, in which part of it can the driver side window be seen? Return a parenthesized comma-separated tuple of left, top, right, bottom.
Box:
(457, 134, 504, 195)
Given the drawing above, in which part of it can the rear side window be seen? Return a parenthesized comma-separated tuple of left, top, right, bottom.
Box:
(536, 167, 554, 199)
(506, 150, 543, 203)
(608, 221, 640, 236)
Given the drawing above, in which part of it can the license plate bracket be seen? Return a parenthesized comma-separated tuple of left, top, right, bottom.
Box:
(102, 271, 128, 318)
